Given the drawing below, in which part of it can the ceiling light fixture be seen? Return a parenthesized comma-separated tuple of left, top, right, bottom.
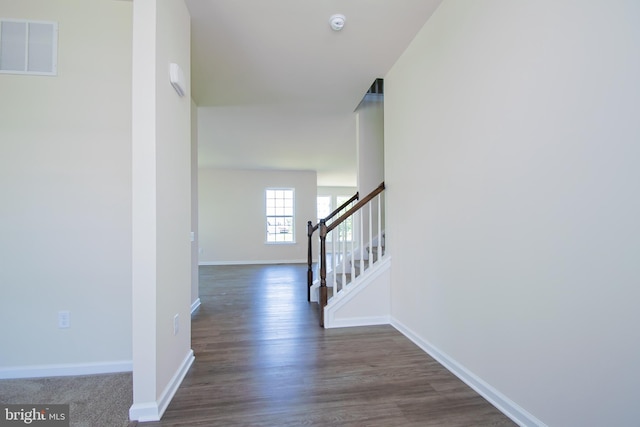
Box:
(329, 14, 346, 31)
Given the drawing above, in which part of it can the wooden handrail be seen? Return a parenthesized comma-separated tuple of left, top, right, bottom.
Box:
(309, 191, 359, 233)
(326, 182, 385, 233)
(325, 192, 360, 224)
(307, 190, 359, 300)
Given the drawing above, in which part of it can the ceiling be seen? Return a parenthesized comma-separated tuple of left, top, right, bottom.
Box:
(185, 0, 442, 186)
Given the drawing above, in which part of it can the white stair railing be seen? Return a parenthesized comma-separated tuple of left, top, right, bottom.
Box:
(318, 182, 385, 326)
(307, 192, 359, 301)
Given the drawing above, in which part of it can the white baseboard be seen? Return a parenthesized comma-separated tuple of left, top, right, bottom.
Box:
(191, 298, 201, 314)
(390, 317, 546, 427)
(199, 259, 306, 266)
(129, 349, 195, 422)
(0, 360, 132, 379)
(156, 350, 194, 420)
(128, 402, 159, 423)
(326, 315, 390, 329)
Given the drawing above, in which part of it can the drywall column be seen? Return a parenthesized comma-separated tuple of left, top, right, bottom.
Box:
(130, 0, 193, 421)
(131, 0, 158, 416)
(190, 100, 200, 312)
(356, 94, 385, 256)
(356, 93, 385, 195)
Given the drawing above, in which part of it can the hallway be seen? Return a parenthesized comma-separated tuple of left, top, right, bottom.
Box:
(139, 264, 514, 426)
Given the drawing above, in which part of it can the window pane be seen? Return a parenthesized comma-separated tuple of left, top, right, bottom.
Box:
(336, 195, 354, 241)
(317, 196, 331, 220)
(28, 22, 54, 73)
(0, 21, 27, 71)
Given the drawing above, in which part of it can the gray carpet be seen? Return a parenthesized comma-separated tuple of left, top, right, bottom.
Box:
(0, 373, 132, 427)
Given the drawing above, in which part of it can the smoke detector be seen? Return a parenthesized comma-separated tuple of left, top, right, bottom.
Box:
(329, 14, 346, 31)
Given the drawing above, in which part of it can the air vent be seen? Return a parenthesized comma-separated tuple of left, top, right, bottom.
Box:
(0, 19, 58, 75)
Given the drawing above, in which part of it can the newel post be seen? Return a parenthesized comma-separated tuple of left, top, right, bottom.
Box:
(307, 220, 314, 302)
(319, 219, 328, 327)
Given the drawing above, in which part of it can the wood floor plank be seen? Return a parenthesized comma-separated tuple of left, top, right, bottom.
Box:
(140, 264, 515, 426)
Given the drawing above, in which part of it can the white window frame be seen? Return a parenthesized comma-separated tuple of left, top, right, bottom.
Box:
(265, 188, 295, 244)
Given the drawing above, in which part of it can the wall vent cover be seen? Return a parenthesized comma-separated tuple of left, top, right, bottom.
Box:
(0, 19, 58, 75)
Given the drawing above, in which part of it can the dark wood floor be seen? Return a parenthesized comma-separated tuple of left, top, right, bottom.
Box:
(139, 264, 515, 427)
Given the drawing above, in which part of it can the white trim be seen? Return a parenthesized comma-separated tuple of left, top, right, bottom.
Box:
(327, 315, 390, 329)
(264, 241, 297, 245)
(129, 349, 195, 422)
(309, 280, 319, 302)
(390, 318, 547, 427)
(199, 259, 306, 266)
(0, 360, 132, 379)
(157, 350, 194, 419)
(128, 402, 159, 423)
(326, 256, 391, 310)
(190, 298, 201, 314)
(324, 256, 392, 329)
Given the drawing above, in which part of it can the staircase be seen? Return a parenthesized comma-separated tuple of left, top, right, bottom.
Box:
(307, 182, 387, 327)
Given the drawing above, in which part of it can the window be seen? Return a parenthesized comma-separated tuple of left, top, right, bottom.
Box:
(317, 194, 355, 243)
(336, 195, 354, 241)
(0, 19, 58, 75)
(317, 196, 331, 221)
(266, 188, 294, 243)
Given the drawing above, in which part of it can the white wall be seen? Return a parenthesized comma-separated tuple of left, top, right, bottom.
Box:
(0, 0, 132, 376)
(356, 94, 385, 195)
(154, 0, 192, 404)
(131, 0, 192, 420)
(385, 1, 640, 426)
(317, 186, 359, 214)
(355, 95, 385, 248)
(190, 100, 200, 311)
(197, 106, 357, 187)
(198, 168, 317, 264)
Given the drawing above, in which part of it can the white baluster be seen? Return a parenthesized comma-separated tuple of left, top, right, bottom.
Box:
(368, 202, 373, 268)
(377, 194, 382, 262)
(359, 204, 364, 273)
(331, 227, 336, 297)
(350, 212, 355, 285)
(341, 220, 346, 293)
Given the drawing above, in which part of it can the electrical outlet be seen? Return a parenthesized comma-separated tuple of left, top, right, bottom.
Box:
(173, 314, 179, 335)
(58, 311, 70, 329)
